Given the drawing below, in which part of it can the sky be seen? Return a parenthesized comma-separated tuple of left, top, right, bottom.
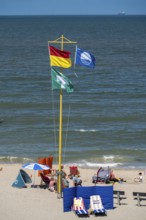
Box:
(0, 0, 146, 16)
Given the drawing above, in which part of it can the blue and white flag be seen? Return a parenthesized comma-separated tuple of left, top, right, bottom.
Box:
(75, 47, 96, 68)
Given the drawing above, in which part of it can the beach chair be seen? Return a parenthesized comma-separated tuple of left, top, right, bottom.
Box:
(72, 197, 89, 217)
(90, 195, 106, 216)
(40, 172, 50, 188)
(69, 165, 80, 178)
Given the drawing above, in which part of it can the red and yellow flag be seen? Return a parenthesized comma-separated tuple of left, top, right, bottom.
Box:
(49, 45, 72, 68)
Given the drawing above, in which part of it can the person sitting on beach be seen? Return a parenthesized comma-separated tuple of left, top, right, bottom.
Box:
(134, 172, 143, 183)
(62, 176, 70, 188)
(49, 177, 56, 192)
(109, 170, 119, 182)
(72, 175, 82, 186)
(109, 170, 126, 183)
(0, 167, 3, 171)
(40, 172, 50, 186)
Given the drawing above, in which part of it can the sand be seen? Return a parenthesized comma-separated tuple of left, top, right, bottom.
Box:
(0, 164, 146, 220)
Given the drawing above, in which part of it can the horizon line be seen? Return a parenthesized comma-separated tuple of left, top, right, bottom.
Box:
(0, 14, 146, 17)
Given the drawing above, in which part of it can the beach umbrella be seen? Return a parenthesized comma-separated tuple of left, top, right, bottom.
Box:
(22, 163, 50, 185)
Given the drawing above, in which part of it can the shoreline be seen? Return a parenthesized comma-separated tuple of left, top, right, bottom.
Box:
(0, 161, 146, 170)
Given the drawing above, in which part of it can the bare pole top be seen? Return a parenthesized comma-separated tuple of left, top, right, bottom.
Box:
(48, 35, 77, 45)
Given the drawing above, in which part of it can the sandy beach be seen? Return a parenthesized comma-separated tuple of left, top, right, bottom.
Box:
(0, 164, 146, 220)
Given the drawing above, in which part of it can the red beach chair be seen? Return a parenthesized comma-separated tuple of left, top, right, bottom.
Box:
(69, 165, 80, 177)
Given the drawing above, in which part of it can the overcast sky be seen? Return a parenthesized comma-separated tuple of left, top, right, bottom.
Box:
(0, 0, 146, 15)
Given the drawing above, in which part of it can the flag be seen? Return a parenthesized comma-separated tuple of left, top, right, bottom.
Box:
(49, 45, 72, 68)
(75, 47, 96, 68)
(51, 68, 74, 93)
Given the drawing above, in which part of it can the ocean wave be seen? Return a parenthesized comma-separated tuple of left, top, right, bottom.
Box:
(103, 155, 124, 162)
(103, 155, 115, 161)
(0, 156, 34, 164)
(67, 160, 122, 169)
(75, 129, 97, 132)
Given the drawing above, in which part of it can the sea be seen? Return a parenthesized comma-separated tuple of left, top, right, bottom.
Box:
(0, 15, 146, 169)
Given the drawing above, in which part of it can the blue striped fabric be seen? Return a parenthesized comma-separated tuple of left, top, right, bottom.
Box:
(76, 209, 88, 215)
(94, 209, 105, 214)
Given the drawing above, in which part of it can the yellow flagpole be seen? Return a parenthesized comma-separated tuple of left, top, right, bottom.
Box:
(58, 88, 63, 197)
(48, 35, 77, 198)
(57, 35, 64, 197)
